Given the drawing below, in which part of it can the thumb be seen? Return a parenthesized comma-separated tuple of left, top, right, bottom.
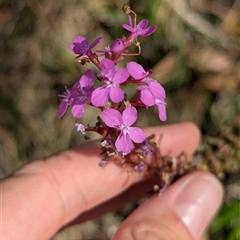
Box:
(111, 171, 223, 240)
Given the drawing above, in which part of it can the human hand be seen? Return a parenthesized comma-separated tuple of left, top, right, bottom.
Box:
(2, 123, 223, 240)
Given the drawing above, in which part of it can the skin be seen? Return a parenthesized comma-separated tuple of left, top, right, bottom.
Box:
(1, 123, 223, 240)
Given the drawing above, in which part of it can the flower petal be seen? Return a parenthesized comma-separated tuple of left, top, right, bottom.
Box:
(109, 87, 124, 103)
(72, 36, 87, 44)
(113, 68, 129, 84)
(128, 15, 132, 27)
(88, 37, 102, 50)
(85, 88, 94, 101)
(128, 127, 146, 143)
(72, 80, 81, 90)
(91, 87, 109, 107)
(71, 104, 86, 118)
(58, 102, 68, 118)
(122, 24, 134, 32)
(69, 36, 88, 55)
(115, 133, 132, 154)
(157, 104, 167, 121)
(127, 62, 147, 80)
(122, 15, 134, 31)
(138, 26, 157, 36)
(79, 70, 95, 88)
(137, 19, 148, 30)
(136, 85, 149, 91)
(148, 80, 166, 100)
(102, 108, 122, 128)
(122, 106, 137, 126)
(139, 89, 155, 106)
(100, 59, 115, 79)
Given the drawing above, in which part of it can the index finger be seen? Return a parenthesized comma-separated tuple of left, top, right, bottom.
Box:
(2, 122, 200, 240)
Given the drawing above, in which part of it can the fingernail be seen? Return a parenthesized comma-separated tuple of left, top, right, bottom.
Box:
(173, 175, 223, 240)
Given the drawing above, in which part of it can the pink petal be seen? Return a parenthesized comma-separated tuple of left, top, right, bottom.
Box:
(91, 87, 109, 107)
(139, 25, 157, 36)
(139, 89, 155, 106)
(109, 87, 124, 103)
(122, 15, 134, 31)
(85, 88, 94, 100)
(100, 59, 115, 79)
(115, 133, 132, 154)
(127, 62, 147, 80)
(102, 108, 122, 128)
(69, 36, 88, 54)
(122, 24, 134, 32)
(72, 80, 81, 90)
(157, 104, 167, 121)
(148, 80, 166, 100)
(88, 37, 102, 50)
(122, 106, 137, 126)
(128, 127, 146, 143)
(79, 70, 94, 88)
(58, 102, 68, 118)
(137, 19, 148, 30)
(113, 68, 129, 84)
(136, 85, 149, 91)
(71, 104, 86, 118)
(72, 36, 87, 44)
(128, 15, 132, 27)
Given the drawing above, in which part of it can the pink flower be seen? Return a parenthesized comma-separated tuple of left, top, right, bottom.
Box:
(58, 87, 77, 118)
(122, 17, 156, 38)
(70, 36, 102, 56)
(102, 106, 146, 154)
(75, 123, 86, 134)
(137, 79, 167, 121)
(58, 70, 95, 118)
(91, 59, 129, 106)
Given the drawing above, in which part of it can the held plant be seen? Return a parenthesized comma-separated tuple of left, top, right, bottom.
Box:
(58, 5, 196, 192)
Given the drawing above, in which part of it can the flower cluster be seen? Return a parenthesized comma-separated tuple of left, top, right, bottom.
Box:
(58, 5, 167, 168)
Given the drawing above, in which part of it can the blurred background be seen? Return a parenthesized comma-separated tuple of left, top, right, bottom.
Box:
(1, 0, 240, 239)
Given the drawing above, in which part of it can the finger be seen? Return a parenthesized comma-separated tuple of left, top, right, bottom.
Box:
(148, 122, 200, 157)
(2, 122, 200, 240)
(66, 177, 161, 227)
(112, 171, 223, 240)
